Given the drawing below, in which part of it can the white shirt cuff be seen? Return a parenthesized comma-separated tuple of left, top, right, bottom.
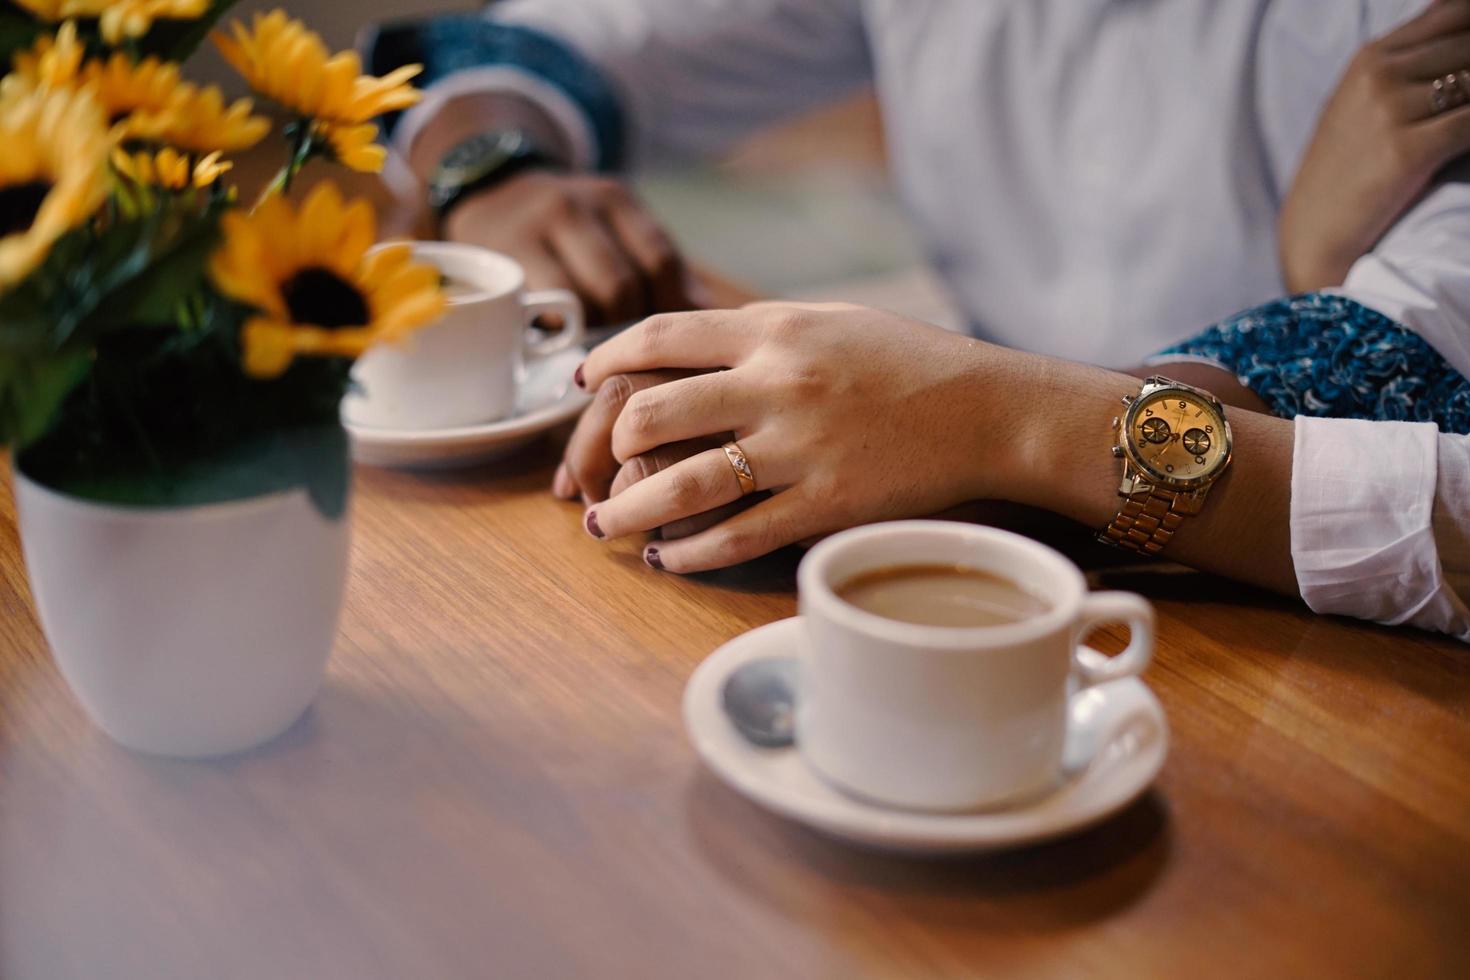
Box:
(1291, 415, 1470, 639)
(390, 65, 600, 171)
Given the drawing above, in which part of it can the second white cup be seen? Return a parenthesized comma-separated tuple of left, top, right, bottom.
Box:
(344, 242, 585, 430)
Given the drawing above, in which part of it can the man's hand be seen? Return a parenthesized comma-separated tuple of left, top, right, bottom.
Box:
(553, 368, 726, 503)
(399, 90, 696, 325)
(445, 171, 693, 326)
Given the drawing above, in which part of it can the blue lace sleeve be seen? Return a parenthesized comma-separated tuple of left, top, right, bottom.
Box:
(360, 17, 627, 170)
(1155, 293, 1470, 434)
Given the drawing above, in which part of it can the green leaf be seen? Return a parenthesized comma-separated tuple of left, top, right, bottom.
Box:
(0, 281, 58, 356)
(301, 423, 350, 519)
(0, 222, 154, 351)
(0, 226, 104, 356)
(5, 203, 229, 346)
(0, 350, 92, 448)
(101, 207, 224, 327)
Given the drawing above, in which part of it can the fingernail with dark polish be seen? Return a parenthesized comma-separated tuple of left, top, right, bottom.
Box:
(644, 547, 663, 570)
(585, 509, 604, 539)
(573, 363, 586, 389)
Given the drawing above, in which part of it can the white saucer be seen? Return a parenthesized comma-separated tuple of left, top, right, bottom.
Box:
(344, 347, 592, 470)
(683, 617, 1169, 855)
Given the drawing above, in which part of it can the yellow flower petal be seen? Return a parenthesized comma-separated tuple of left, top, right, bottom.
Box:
(10, 0, 107, 21)
(112, 146, 232, 191)
(98, 0, 209, 46)
(240, 319, 297, 378)
(192, 151, 232, 188)
(317, 121, 386, 174)
(10, 22, 85, 89)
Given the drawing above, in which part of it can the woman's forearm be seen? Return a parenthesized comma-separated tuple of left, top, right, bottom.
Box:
(1001, 357, 1299, 595)
(567, 303, 1306, 588)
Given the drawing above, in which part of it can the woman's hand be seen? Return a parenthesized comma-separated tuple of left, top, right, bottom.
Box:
(1280, 0, 1470, 293)
(573, 303, 1035, 573)
(551, 368, 714, 501)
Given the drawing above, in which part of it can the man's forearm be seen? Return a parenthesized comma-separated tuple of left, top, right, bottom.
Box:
(1005, 358, 1298, 595)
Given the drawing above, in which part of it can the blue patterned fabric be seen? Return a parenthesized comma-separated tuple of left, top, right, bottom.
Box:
(1156, 293, 1470, 434)
(360, 17, 627, 170)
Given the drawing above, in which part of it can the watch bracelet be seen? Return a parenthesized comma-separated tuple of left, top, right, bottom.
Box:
(1098, 484, 1188, 555)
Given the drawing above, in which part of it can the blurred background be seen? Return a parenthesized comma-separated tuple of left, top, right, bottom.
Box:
(196, 0, 959, 323)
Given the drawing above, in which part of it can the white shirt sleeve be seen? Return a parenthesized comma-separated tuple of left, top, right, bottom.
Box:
(394, 0, 871, 169)
(1336, 162, 1470, 378)
(1291, 415, 1470, 641)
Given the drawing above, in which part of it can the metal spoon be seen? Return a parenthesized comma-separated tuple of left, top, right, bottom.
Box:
(721, 657, 798, 748)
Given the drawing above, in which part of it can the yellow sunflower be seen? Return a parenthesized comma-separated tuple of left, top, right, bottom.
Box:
(9, 21, 86, 90)
(112, 146, 230, 190)
(316, 121, 386, 173)
(0, 86, 110, 289)
(214, 10, 422, 125)
(208, 182, 445, 378)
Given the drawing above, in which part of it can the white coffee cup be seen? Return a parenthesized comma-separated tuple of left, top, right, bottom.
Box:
(796, 520, 1155, 812)
(343, 242, 585, 430)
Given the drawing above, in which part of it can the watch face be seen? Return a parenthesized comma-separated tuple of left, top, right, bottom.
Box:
(440, 132, 512, 183)
(1124, 386, 1231, 486)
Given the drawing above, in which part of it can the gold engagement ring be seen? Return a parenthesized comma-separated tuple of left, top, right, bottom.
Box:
(721, 441, 758, 496)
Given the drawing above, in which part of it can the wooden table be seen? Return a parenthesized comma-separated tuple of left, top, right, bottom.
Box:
(2, 441, 1469, 979)
(4, 152, 1470, 977)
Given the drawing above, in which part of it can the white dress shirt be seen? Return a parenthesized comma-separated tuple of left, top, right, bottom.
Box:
(394, 0, 1470, 640)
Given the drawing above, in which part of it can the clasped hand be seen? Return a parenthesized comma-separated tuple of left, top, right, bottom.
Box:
(557, 303, 1035, 573)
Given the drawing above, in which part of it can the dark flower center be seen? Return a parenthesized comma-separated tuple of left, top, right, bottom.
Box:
(0, 180, 52, 238)
(281, 267, 370, 328)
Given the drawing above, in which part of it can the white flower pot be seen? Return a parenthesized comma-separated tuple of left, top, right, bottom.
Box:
(14, 469, 350, 758)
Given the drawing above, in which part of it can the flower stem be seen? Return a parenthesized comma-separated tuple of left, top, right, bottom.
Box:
(254, 120, 317, 210)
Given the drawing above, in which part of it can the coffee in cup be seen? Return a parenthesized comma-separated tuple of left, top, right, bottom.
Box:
(835, 563, 1050, 628)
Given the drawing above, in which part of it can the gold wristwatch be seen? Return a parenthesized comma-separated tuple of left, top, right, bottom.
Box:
(1099, 376, 1233, 556)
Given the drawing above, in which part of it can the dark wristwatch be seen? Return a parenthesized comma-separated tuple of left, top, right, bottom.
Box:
(427, 128, 557, 222)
